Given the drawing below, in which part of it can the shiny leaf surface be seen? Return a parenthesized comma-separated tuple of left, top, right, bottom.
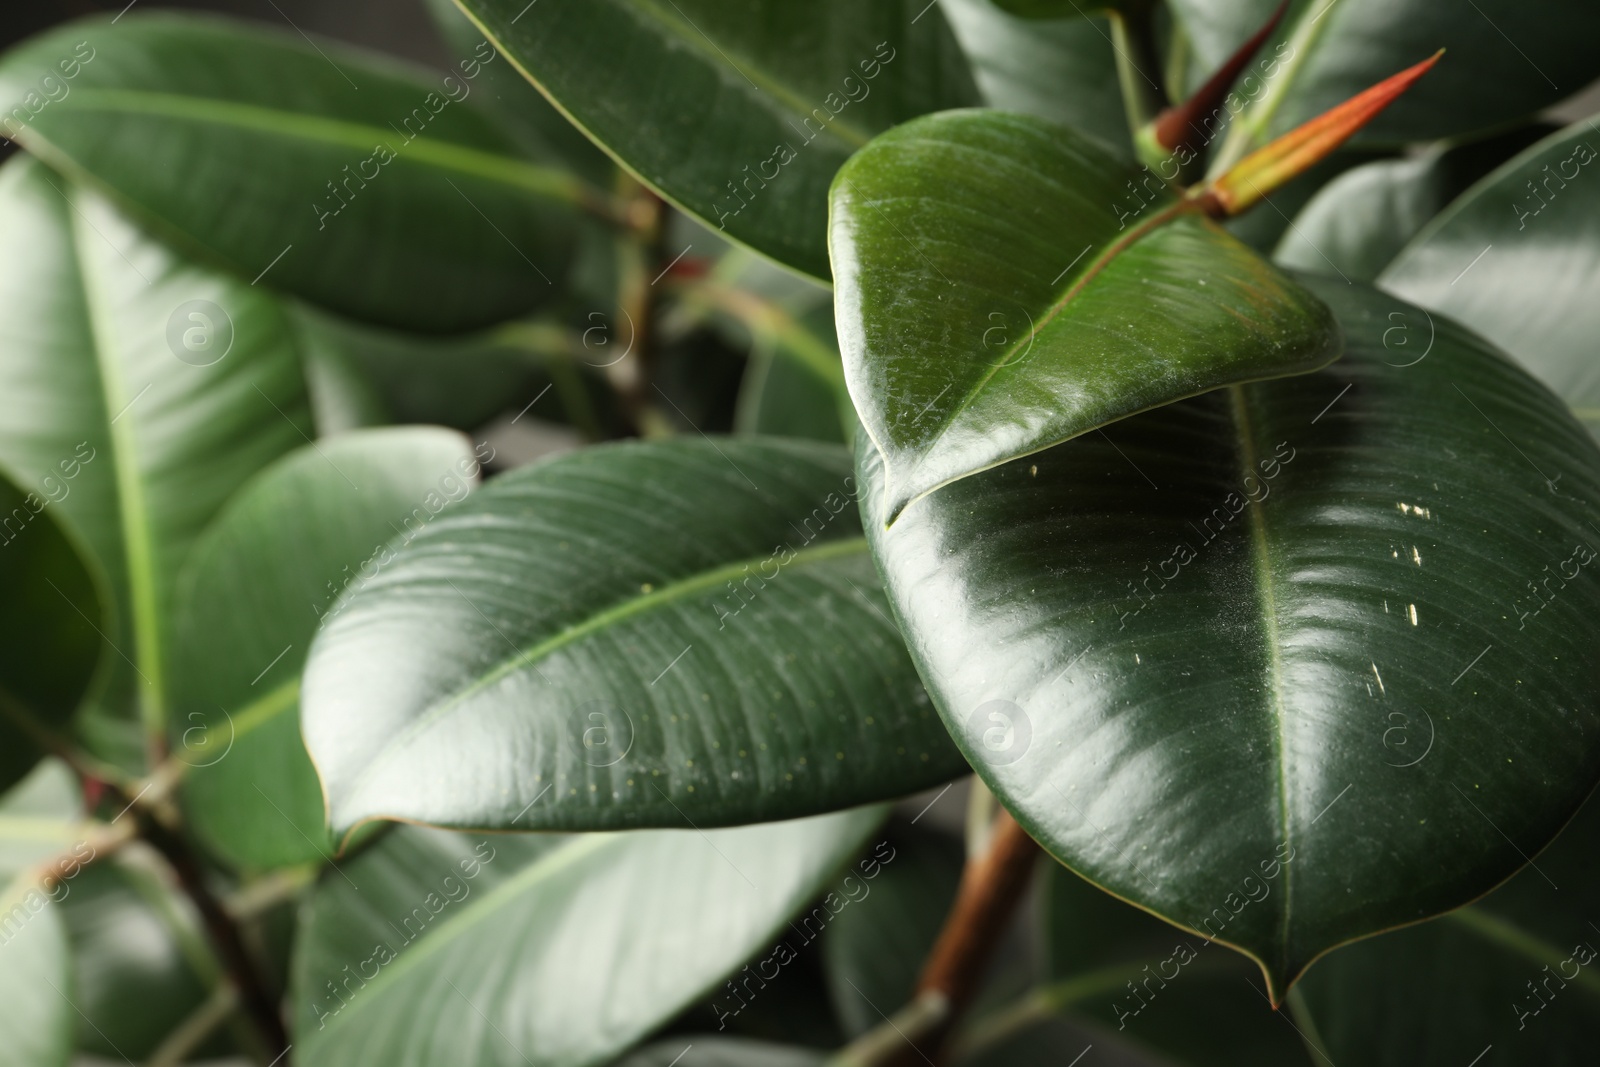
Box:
(858, 278, 1600, 998)
(293, 809, 882, 1067)
(302, 438, 962, 838)
(831, 110, 1339, 524)
(0, 155, 312, 756)
(1297, 789, 1600, 1066)
(457, 0, 980, 280)
(0, 14, 585, 332)
(1379, 120, 1600, 438)
(174, 428, 480, 871)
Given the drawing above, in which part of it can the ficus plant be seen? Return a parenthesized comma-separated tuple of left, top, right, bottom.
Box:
(0, 0, 1597, 1064)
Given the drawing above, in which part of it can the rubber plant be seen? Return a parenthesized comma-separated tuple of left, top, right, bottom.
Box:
(0, 1, 1596, 1065)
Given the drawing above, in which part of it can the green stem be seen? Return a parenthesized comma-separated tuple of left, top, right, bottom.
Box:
(144, 979, 240, 1067)
(1208, 0, 1336, 175)
(1110, 1, 1169, 140)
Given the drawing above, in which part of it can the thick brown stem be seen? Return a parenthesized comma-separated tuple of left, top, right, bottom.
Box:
(914, 811, 1040, 1054)
(136, 809, 290, 1059)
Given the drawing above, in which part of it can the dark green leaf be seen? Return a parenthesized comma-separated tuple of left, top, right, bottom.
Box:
(939, 0, 1131, 159)
(857, 278, 1600, 998)
(422, 0, 617, 185)
(1173, 0, 1600, 151)
(1276, 125, 1557, 282)
(831, 110, 1339, 523)
(293, 809, 882, 1067)
(174, 428, 481, 871)
(60, 861, 222, 1060)
(736, 346, 849, 444)
(457, 0, 980, 280)
(302, 438, 963, 837)
(615, 1040, 824, 1067)
(0, 470, 104, 790)
(821, 825, 963, 1037)
(1379, 120, 1600, 438)
(1297, 789, 1600, 1066)
(0, 14, 588, 332)
(0, 155, 313, 763)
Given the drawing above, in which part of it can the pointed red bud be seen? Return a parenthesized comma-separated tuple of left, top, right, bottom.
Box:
(1200, 50, 1444, 217)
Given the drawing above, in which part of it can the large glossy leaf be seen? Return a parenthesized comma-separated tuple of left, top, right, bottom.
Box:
(1173, 0, 1600, 150)
(0, 470, 104, 790)
(174, 428, 480, 871)
(457, 0, 980, 281)
(0, 879, 73, 1067)
(1296, 789, 1600, 1066)
(0, 14, 586, 332)
(938, 0, 1131, 159)
(1379, 120, 1600, 438)
(293, 808, 881, 1067)
(831, 110, 1339, 524)
(1275, 125, 1556, 283)
(302, 438, 962, 837)
(0, 155, 313, 759)
(858, 278, 1600, 998)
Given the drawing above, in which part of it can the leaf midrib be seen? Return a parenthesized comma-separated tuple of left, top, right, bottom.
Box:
(338, 535, 872, 808)
(307, 833, 615, 1040)
(70, 187, 166, 735)
(43, 89, 591, 205)
(886, 197, 1197, 505)
(1228, 384, 1296, 977)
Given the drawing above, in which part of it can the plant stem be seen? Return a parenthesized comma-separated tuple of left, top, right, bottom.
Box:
(834, 809, 1041, 1066)
(610, 180, 671, 437)
(1110, 0, 1169, 139)
(144, 983, 240, 1067)
(135, 807, 290, 1058)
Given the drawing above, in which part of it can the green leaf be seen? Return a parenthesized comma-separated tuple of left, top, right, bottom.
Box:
(302, 437, 963, 837)
(831, 110, 1339, 524)
(1175, 0, 1600, 151)
(422, 0, 617, 186)
(957, 862, 1315, 1065)
(0, 155, 313, 758)
(1378, 120, 1600, 438)
(616, 1040, 824, 1067)
(736, 344, 849, 444)
(988, 1, 1122, 16)
(293, 809, 883, 1067)
(0, 13, 589, 332)
(1275, 125, 1556, 282)
(456, 0, 980, 280)
(0, 762, 85, 880)
(1296, 789, 1600, 1066)
(820, 826, 962, 1037)
(59, 861, 223, 1061)
(938, 0, 1131, 159)
(857, 277, 1600, 999)
(174, 427, 481, 871)
(0, 879, 73, 1067)
(0, 470, 105, 790)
